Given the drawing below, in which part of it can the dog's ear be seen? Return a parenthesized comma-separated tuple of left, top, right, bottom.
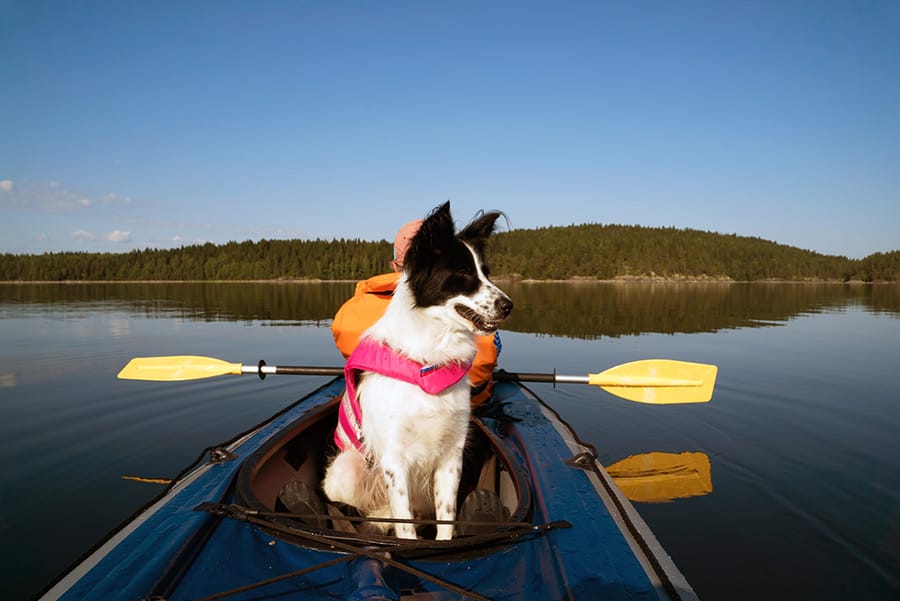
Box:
(405, 201, 456, 272)
(459, 210, 503, 256)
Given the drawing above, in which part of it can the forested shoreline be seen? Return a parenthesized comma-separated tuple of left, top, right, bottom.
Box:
(2, 224, 898, 282)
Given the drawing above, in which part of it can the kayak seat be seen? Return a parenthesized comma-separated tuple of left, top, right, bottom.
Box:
(456, 488, 509, 536)
(276, 480, 329, 529)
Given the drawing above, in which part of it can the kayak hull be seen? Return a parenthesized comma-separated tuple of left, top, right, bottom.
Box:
(37, 378, 698, 601)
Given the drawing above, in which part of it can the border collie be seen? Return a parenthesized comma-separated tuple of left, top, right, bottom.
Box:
(322, 201, 513, 540)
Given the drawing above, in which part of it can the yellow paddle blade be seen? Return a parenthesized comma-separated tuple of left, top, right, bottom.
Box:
(588, 359, 717, 404)
(608, 451, 712, 503)
(117, 356, 244, 381)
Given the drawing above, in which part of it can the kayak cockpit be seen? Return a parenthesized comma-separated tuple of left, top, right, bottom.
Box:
(232, 394, 536, 558)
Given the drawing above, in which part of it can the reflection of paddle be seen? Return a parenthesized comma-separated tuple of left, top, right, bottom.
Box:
(118, 356, 717, 404)
(121, 475, 173, 485)
(607, 452, 712, 503)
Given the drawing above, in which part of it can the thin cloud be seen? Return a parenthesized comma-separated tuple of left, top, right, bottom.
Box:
(1, 179, 92, 213)
(70, 229, 96, 241)
(105, 230, 131, 243)
(102, 192, 132, 205)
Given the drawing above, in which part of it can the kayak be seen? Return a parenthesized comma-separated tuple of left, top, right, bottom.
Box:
(36, 376, 699, 601)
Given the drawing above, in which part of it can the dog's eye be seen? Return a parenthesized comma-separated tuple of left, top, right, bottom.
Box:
(481, 265, 491, 277)
(449, 270, 476, 286)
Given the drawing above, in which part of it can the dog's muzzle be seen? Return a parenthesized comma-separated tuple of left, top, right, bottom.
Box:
(455, 296, 513, 334)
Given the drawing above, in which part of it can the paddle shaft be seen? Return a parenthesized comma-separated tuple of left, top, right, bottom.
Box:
(252, 364, 590, 385)
(478, 372, 702, 388)
(496, 371, 586, 384)
(153, 363, 686, 388)
(251, 364, 342, 378)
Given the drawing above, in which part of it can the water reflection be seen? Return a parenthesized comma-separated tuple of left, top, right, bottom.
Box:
(1, 282, 897, 339)
(607, 451, 712, 503)
(0, 282, 356, 324)
(501, 282, 900, 338)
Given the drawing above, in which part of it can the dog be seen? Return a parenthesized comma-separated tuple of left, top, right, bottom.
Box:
(322, 201, 513, 540)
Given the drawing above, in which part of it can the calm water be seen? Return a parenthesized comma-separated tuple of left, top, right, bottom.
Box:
(1, 282, 899, 600)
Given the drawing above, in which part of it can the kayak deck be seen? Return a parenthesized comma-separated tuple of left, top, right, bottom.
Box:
(38, 377, 698, 601)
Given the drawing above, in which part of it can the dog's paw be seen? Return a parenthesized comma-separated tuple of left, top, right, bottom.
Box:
(394, 524, 418, 539)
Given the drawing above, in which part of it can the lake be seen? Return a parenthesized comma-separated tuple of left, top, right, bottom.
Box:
(2, 281, 898, 600)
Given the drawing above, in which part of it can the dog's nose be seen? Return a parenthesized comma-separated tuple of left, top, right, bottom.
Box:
(495, 296, 513, 317)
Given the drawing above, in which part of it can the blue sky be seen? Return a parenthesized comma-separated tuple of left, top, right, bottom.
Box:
(1, 1, 898, 259)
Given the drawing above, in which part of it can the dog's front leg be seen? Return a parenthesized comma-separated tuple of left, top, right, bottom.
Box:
(433, 443, 465, 541)
(380, 458, 416, 539)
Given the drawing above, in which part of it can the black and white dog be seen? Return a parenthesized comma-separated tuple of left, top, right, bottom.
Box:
(322, 202, 513, 540)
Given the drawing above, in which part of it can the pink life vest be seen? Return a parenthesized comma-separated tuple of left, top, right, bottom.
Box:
(334, 339, 473, 455)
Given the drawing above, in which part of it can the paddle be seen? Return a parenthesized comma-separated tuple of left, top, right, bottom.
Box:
(118, 356, 716, 404)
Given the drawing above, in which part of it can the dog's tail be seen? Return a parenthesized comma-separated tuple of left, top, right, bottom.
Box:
(322, 451, 389, 513)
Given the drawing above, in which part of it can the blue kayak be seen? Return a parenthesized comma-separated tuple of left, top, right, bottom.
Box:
(37, 377, 698, 600)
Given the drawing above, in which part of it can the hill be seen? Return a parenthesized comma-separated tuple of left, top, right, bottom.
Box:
(491, 224, 898, 282)
(1, 224, 897, 282)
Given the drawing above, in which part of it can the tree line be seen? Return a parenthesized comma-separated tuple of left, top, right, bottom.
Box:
(1, 224, 898, 282)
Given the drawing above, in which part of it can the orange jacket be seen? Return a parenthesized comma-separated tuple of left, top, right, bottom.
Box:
(331, 272, 498, 406)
